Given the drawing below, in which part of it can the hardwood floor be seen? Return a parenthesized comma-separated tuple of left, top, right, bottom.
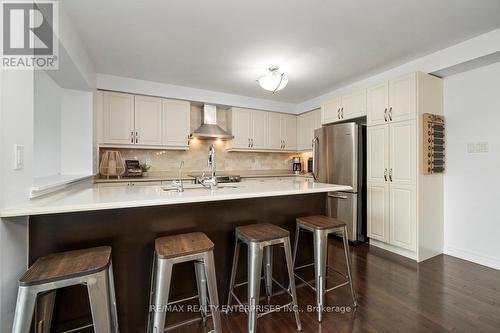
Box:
(173, 238, 500, 333)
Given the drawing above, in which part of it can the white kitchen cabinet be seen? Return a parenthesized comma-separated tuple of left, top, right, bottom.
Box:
(367, 182, 390, 243)
(297, 109, 321, 151)
(252, 110, 268, 149)
(367, 73, 416, 126)
(282, 114, 297, 150)
(229, 107, 252, 149)
(366, 72, 443, 262)
(389, 184, 416, 251)
(103, 92, 135, 144)
(367, 124, 389, 183)
(134, 95, 162, 146)
(162, 99, 190, 147)
(342, 89, 366, 120)
(100, 91, 190, 149)
(229, 108, 269, 150)
(321, 89, 366, 125)
(267, 112, 282, 150)
(321, 96, 341, 124)
(389, 73, 416, 123)
(367, 82, 389, 126)
(389, 120, 416, 185)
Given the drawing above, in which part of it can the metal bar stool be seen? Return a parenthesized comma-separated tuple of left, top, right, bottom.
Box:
(148, 232, 222, 333)
(293, 215, 358, 322)
(12, 246, 119, 333)
(226, 223, 302, 333)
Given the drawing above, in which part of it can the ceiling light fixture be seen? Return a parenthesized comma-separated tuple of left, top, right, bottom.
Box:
(257, 66, 288, 93)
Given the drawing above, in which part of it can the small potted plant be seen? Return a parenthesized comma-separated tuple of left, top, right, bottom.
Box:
(140, 163, 151, 177)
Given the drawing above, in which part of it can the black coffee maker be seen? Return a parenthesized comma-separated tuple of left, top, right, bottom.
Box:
(292, 157, 301, 174)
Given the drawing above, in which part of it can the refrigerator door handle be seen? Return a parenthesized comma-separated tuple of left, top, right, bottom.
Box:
(329, 194, 349, 199)
(312, 136, 319, 181)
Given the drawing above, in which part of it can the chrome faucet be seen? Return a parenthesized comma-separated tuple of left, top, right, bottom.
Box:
(200, 144, 218, 189)
(171, 161, 184, 192)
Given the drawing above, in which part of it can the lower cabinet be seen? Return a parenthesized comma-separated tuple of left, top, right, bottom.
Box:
(389, 184, 416, 251)
(368, 182, 416, 252)
(367, 182, 390, 243)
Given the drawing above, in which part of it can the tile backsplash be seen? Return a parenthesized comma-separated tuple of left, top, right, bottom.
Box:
(99, 105, 304, 174)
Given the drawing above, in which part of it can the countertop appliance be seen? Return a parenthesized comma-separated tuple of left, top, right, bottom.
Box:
(292, 157, 302, 174)
(313, 122, 366, 242)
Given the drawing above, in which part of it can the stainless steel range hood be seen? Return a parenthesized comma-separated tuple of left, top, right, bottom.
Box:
(190, 104, 233, 140)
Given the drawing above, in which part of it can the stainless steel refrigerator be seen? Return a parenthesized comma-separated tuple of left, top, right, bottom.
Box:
(313, 122, 366, 242)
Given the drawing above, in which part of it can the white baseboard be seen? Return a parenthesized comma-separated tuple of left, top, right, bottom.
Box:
(444, 245, 500, 271)
(369, 239, 417, 261)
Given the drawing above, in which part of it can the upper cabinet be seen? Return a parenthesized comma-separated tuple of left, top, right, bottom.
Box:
(98, 91, 190, 150)
(162, 99, 190, 148)
(103, 92, 135, 144)
(228, 107, 267, 149)
(134, 95, 162, 146)
(367, 73, 416, 126)
(321, 89, 366, 125)
(228, 108, 297, 152)
(297, 109, 321, 151)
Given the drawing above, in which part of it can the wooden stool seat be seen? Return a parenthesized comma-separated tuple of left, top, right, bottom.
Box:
(155, 232, 214, 259)
(236, 223, 289, 242)
(19, 246, 111, 286)
(296, 215, 346, 230)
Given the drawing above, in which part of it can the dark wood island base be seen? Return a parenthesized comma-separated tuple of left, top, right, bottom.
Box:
(29, 193, 326, 332)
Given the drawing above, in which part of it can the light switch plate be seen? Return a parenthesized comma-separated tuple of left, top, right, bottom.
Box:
(13, 144, 24, 170)
(468, 142, 489, 154)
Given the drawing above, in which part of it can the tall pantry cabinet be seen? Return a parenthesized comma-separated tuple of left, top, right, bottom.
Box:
(366, 72, 444, 262)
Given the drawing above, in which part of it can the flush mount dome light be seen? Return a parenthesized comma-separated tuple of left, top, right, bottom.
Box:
(257, 66, 288, 93)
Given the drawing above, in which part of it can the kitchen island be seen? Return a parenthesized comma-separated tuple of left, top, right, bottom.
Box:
(2, 178, 350, 332)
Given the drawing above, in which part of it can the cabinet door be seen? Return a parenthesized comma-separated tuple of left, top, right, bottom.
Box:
(313, 109, 322, 131)
(103, 92, 135, 144)
(367, 182, 390, 243)
(321, 96, 341, 124)
(231, 108, 252, 148)
(389, 73, 416, 123)
(162, 99, 190, 147)
(134, 96, 162, 146)
(282, 114, 297, 150)
(367, 82, 389, 126)
(341, 89, 366, 120)
(389, 184, 416, 251)
(389, 120, 416, 185)
(267, 112, 282, 149)
(251, 110, 267, 149)
(367, 124, 389, 183)
(297, 112, 313, 151)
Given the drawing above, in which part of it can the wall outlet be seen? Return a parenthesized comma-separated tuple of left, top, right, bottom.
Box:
(13, 144, 24, 170)
(467, 142, 489, 154)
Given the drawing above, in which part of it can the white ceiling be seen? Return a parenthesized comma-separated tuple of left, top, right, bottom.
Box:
(64, 0, 500, 103)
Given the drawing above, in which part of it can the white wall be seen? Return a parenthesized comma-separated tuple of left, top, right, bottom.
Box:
(61, 89, 93, 174)
(34, 71, 62, 178)
(0, 69, 32, 331)
(443, 62, 500, 270)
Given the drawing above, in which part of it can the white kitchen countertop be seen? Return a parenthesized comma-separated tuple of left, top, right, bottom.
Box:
(0, 178, 350, 217)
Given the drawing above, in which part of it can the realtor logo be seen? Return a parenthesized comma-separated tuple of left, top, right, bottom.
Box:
(1, 1, 58, 69)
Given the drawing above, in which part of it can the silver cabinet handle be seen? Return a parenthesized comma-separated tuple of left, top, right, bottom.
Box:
(251, 138, 254, 147)
(389, 168, 393, 182)
(283, 140, 286, 149)
(130, 130, 134, 143)
(389, 107, 393, 121)
(341, 107, 344, 119)
(135, 131, 138, 143)
(384, 108, 388, 122)
(384, 168, 388, 181)
(337, 108, 340, 119)
(248, 138, 250, 147)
